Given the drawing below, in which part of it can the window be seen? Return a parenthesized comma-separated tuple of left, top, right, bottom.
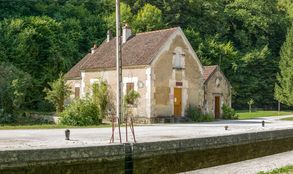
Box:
(126, 82, 135, 105)
(173, 47, 185, 69)
(175, 53, 182, 68)
(75, 87, 80, 98)
(126, 82, 134, 94)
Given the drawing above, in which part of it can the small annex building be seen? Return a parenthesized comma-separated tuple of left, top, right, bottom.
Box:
(65, 26, 232, 123)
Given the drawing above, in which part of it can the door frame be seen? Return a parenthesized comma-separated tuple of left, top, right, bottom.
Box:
(173, 87, 182, 117)
(214, 95, 221, 119)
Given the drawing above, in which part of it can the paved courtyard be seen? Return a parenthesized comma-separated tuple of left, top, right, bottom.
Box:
(0, 115, 293, 150)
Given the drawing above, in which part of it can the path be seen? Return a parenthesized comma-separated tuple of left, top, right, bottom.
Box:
(184, 150, 293, 174)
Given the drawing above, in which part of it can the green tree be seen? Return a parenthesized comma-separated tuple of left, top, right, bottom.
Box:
(133, 3, 164, 32)
(92, 79, 112, 119)
(44, 74, 71, 113)
(105, 2, 133, 32)
(247, 98, 255, 113)
(0, 63, 32, 114)
(275, 25, 293, 106)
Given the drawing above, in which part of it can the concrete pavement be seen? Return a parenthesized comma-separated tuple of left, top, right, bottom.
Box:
(0, 115, 293, 150)
(184, 150, 293, 174)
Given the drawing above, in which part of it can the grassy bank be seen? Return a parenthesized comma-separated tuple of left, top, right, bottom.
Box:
(237, 110, 293, 119)
(0, 124, 111, 130)
(258, 165, 293, 174)
(281, 117, 293, 121)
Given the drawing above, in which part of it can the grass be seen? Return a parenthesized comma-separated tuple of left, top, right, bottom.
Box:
(237, 110, 293, 119)
(258, 165, 293, 174)
(281, 117, 293, 121)
(0, 124, 111, 130)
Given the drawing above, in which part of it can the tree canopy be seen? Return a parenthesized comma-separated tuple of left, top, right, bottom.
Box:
(275, 25, 293, 106)
(0, 0, 292, 111)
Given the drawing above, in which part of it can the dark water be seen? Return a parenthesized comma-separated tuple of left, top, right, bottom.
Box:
(1, 137, 293, 174)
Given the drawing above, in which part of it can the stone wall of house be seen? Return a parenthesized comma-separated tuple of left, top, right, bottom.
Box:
(81, 68, 150, 118)
(65, 79, 81, 104)
(152, 34, 204, 117)
(204, 70, 231, 117)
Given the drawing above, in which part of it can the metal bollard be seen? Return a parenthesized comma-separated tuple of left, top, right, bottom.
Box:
(262, 120, 265, 127)
(65, 129, 70, 140)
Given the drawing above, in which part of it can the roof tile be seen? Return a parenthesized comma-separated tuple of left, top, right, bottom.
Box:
(203, 65, 218, 81)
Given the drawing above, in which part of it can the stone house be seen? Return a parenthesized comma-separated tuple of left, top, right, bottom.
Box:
(65, 26, 231, 122)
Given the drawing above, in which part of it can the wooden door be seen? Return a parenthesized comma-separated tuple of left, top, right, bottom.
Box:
(215, 96, 220, 119)
(174, 88, 182, 116)
(75, 87, 80, 98)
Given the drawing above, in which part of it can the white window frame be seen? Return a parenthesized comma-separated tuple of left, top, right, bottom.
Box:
(173, 47, 185, 69)
(123, 77, 138, 95)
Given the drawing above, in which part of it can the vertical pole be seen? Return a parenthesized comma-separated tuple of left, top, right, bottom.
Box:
(116, 0, 122, 143)
(126, 117, 128, 142)
(278, 101, 281, 115)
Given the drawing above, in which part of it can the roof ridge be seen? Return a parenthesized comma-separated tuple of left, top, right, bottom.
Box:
(136, 27, 179, 35)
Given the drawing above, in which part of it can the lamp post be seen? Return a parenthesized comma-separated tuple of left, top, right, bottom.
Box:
(116, 0, 122, 143)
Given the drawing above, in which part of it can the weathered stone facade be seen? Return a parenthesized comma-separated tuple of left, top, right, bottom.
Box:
(152, 34, 204, 117)
(204, 68, 232, 117)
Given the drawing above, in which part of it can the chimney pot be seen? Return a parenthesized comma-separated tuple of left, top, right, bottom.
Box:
(107, 30, 112, 42)
(122, 24, 132, 44)
(91, 43, 97, 54)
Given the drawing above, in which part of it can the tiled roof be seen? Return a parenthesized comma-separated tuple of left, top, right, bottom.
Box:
(65, 27, 178, 79)
(64, 54, 91, 79)
(203, 65, 218, 81)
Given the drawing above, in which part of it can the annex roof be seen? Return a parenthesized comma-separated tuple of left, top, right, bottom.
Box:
(203, 65, 218, 82)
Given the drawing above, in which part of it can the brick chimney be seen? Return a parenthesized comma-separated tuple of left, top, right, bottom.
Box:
(122, 23, 132, 44)
(107, 30, 112, 42)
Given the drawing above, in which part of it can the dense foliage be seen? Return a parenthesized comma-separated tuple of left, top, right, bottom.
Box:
(185, 105, 214, 122)
(222, 104, 239, 120)
(92, 79, 112, 119)
(275, 25, 293, 106)
(0, 63, 32, 114)
(44, 74, 71, 113)
(0, 0, 292, 112)
(0, 109, 53, 125)
(59, 98, 101, 126)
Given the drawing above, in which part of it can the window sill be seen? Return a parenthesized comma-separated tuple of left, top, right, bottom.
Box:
(173, 67, 185, 70)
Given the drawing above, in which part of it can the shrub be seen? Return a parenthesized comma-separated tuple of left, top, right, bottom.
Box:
(0, 109, 54, 125)
(200, 114, 215, 122)
(186, 105, 202, 121)
(0, 109, 15, 124)
(92, 79, 111, 119)
(124, 89, 140, 105)
(44, 74, 71, 113)
(186, 105, 214, 122)
(222, 104, 239, 119)
(59, 99, 101, 126)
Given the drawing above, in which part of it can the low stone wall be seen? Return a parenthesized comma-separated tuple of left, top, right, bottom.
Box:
(1, 129, 293, 174)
